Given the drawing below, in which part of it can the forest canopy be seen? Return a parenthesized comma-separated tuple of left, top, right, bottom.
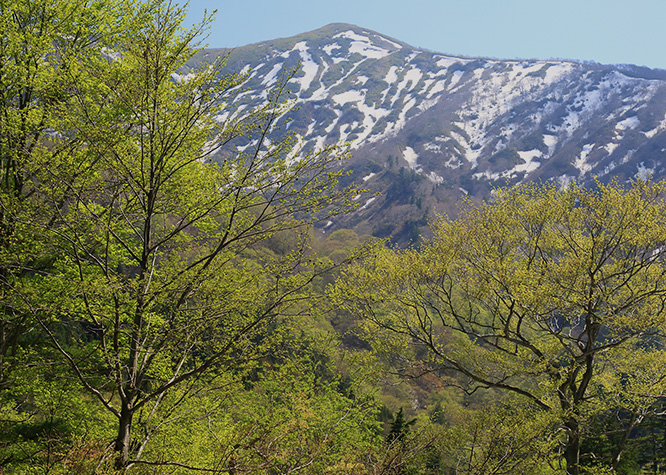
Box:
(0, 0, 373, 472)
(3, 0, 666, 474)
(336, 180, 666, 474)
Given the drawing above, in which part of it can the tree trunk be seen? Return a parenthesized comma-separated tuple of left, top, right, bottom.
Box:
(114, 404, 133, 469)
(612, 408, 641, 470)
(564, 417, 580, 475)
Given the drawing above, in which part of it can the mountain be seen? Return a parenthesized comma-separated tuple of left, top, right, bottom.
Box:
(187, 23, 666, 244)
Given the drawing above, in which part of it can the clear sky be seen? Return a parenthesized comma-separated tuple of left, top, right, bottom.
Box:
(183, 0, 666, 70)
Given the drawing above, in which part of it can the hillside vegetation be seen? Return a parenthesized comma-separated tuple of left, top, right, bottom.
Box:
(2, 1, 666, 474)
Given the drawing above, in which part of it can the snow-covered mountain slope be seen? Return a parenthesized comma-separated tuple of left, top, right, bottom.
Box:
(189, 23, 666, 243)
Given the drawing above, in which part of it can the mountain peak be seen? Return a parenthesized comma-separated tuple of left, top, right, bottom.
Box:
(308, 23, 409, 47)
(194, 25, 666, 244)
(254, 22, 410, 56)
(310, 23, 365, 34)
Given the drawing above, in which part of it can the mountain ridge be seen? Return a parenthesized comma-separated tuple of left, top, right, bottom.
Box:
(189, 24, 666, 244)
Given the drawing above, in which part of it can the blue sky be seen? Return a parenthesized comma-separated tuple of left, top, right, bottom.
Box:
(183, 0, 666, 70)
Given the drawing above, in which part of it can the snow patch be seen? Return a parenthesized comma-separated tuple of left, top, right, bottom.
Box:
(427, 171, 445, 184)
(308, 61, 330, 101)
(403, 146, 418, 168)
(261, 63, 284, 87)
(445, 156, 463, 169)
(574, 144, 595, 175)
(289, 42, 318, 94)
(333, 30, 371, 42)
(403, 68, 423, 89)
(637, 162, 655, 179)
(644, 115, 666, 138)
(436, 57, 466, 69)
(515, 150, 543, 174)
(474, 149, 543, 181)
(448, 71, 464, 90)
(330, 90, 391, 148)
(605, 142, 619, 156)
(473, 170, 501, 181)
(325, 110, 342, 134)
(360, 196, 376, 210)
(644, 128, 661, 139)
(418, 98, 438, 112)
(390, 68, 423, 108)
(356, 75, 370, 85)
(427, 80, 447, 98)
(349, 41, 389, 59)
(333, 90, 364, 106)
(544, 63, 572, 83)
(543, 134, 558, 155)
(381, 37, 403, 49)
(385, 66, 399, 84)
(616, 116, 639, 130)
(338, 123, 350, 144)
(323, 43, 341, 55)
(334, 30, 390, 59)
(398, 97, 416, 125)
(450, 129, 482, 167)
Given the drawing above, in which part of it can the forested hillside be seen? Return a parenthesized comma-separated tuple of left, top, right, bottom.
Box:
(3, 1, 666, 474)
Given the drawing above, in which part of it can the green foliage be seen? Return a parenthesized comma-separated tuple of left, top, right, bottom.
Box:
(387, 407, 415, 442)
(384, 167, 423, 205)
(440, 404, 560, 474)
(0, 345, 115, 473)
(115, 334, 382, 475)
(336, 179, 666, 474)
(0, 0, 131, 391)
(0, 0, 365, 471)
(8, 1, 666, 473)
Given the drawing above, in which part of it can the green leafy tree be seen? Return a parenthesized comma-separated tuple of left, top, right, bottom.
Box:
(336, 180, 666, 474)
(111, 332, 383, 475)
(387, 407, 415, 443)
(0, 0, 138, 469)
(3, 0, 359, 470)
(212, 350, 381, 474)
(0, 0, 130, 389)
(440, 404, 559, 474)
